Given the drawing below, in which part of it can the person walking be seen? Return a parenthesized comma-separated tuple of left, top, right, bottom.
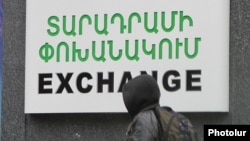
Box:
(122, 74, 161, 141)
(122, 74, 198, 141)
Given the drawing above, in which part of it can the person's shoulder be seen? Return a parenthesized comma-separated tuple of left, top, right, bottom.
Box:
(132, 110, 158, 126)
(127, 110, 159, 136)
(136, 110, 155, 118)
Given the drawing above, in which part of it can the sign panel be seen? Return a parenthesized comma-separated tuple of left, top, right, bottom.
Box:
(25, 0, 229, 113)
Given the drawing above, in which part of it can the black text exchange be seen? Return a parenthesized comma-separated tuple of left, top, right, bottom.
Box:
(38, 70, 202, 94)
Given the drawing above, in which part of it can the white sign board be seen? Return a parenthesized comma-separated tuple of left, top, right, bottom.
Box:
(25, 0, 229, 113)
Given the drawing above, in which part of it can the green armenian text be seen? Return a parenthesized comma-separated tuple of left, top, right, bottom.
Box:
(39, 11, 202, 62)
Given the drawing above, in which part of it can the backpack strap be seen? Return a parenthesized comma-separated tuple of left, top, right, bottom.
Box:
(153, 106, 178, 141)
(153, 106, 164, 141)
(164, 111, 177, 140)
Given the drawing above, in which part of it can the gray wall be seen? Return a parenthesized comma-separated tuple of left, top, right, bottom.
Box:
(2, 0, 250, 140)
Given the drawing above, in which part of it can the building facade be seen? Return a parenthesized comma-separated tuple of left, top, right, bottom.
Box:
(2, 0, 250, 140)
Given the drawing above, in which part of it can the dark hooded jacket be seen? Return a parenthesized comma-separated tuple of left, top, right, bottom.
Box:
(122, 74, 161, 141)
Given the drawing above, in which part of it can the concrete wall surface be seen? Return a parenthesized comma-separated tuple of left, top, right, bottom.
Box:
(2, 0, 250, 141)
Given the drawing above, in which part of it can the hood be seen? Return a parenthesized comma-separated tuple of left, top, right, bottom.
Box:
(122, 74, 161, 118)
